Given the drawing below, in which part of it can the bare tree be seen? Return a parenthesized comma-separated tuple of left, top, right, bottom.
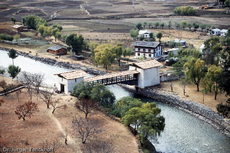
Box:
(72, 117, 102, 144)
(22, 72, 44, 100)
(15, 101, 39, 121)
(40, 90, 53, 108)
(15, 90, 21, 102)
(40, 139, 62, 153)
(50, 98, 67, 114)
(75, 98, 98, 119)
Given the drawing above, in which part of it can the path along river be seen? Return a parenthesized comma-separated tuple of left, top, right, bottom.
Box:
(1, 50, 230, 153)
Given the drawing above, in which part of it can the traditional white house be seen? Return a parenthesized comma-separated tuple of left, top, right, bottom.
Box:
(132, 41, 162, 59)
(211, 28, 221, 35)
(129, 60, 163, 88)
(138, 29, 151, 38)
(220, 29, 228, 36)
(55, 70, 88, 94)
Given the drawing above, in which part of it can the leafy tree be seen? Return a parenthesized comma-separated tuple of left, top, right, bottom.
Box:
(174, 6, 197, 16)
(203, 65, 222, 100)
(0, 69, 5, 76)
(89, 42, 99, 63)
(160, 22, 164, 29)
(51, 28, 59, 41)
(0, 33, 13, 41)
(154, 21, 159, 28)
(117, 96, 143, 117)
(187, 23, 192, 30)
(55, 32, 61, 41)
(168, 20, 172, 29)
(130, 29, 139, 39)
(184, 58, 207, 91)
(43, 26, 52, 37)
(10, 17, 16, 24)
(126, 47, 133, 57)
(113, 43, 123, 66)
(136, 22, 142, 30)
(14, 34, 20, 43)
(15, 101, 39, 121)
(22, 15, 46, 29)
(172, 62, 183, 78)
(65, 33, 84, 54)
(225, 0, 230, 7)
(200, 24, 206, 32)
(203, 36, 222, 65)
(8, 49, 18, 65)
(94, 44, 115, 70)
(149, 32, 155, 41)
(143, 21, 147, 28)
(156, 32, 162, 42)
(193, 23, 199, 31)
(90, 84, 115, 108)
(8, 65, 21, 80)
(181, 21, 187, 30)
(38, 25, 45, 36)
(122, 102, 165, 143)
(72, 82, 115, 108)
(175, 22, 180, 29)
(139, 35, 144, 41)
(148, 22, 152, 28)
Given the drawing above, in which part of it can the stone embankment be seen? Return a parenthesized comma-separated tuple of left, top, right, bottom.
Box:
(121, 84, 230, 138)
(0, 48, 107, 75)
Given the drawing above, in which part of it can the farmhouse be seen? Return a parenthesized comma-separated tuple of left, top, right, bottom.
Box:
(132, 41, 162, 58)
(129, 60, 163, 88)
(220, 29, 228, 36)
(55, 70, 88, 94)
(48, 46, 67, 55)
(138, 29, 151, 38)
(211, 28, 221, 35)
(12, 25, 28, 32)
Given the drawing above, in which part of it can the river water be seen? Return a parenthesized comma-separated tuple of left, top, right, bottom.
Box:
(1, 50, 230, 153)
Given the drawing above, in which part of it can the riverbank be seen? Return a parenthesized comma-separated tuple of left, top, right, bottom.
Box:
(120, 84, 230, 138)
(0, 47, 107, 76)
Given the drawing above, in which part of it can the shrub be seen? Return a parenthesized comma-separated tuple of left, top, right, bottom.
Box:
(0, 33, 14, 41)
(173, 6, 197, 16)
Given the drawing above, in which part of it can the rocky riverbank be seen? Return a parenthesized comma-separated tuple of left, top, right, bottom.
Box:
(120, 84, 230, 138)
(0, 47, 107, 76)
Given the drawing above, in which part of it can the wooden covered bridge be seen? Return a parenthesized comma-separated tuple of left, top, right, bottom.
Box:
(84, 70, 140, 85)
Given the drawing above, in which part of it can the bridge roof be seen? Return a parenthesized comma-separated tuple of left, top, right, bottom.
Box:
(55, 70, 88, 80)
(130, 60, 163, 70)
(84, 70, 140, 82)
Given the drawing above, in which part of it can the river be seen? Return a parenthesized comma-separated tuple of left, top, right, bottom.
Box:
(1, 50, 230, 153)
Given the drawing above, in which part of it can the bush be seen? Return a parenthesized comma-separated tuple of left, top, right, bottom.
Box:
(174, 6, 197, 16)
(0, 33, 14, 41)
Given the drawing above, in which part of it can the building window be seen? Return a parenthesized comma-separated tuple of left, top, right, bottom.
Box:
(75, 79, 77, 82)
(149, 54, 151, 57)
(138, 53, 140, 56)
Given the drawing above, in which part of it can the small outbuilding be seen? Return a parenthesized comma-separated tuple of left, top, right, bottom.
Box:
(211, 28, 221, 35)
(129, 60, 163, 88)
(174, 39, 186, 46)
(55, 70, 88, 94)
(163, 48, 179, 55)
(12, 25, 28, 32)
(139, 29, 151, 38)
(48, 46, 67, 55)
